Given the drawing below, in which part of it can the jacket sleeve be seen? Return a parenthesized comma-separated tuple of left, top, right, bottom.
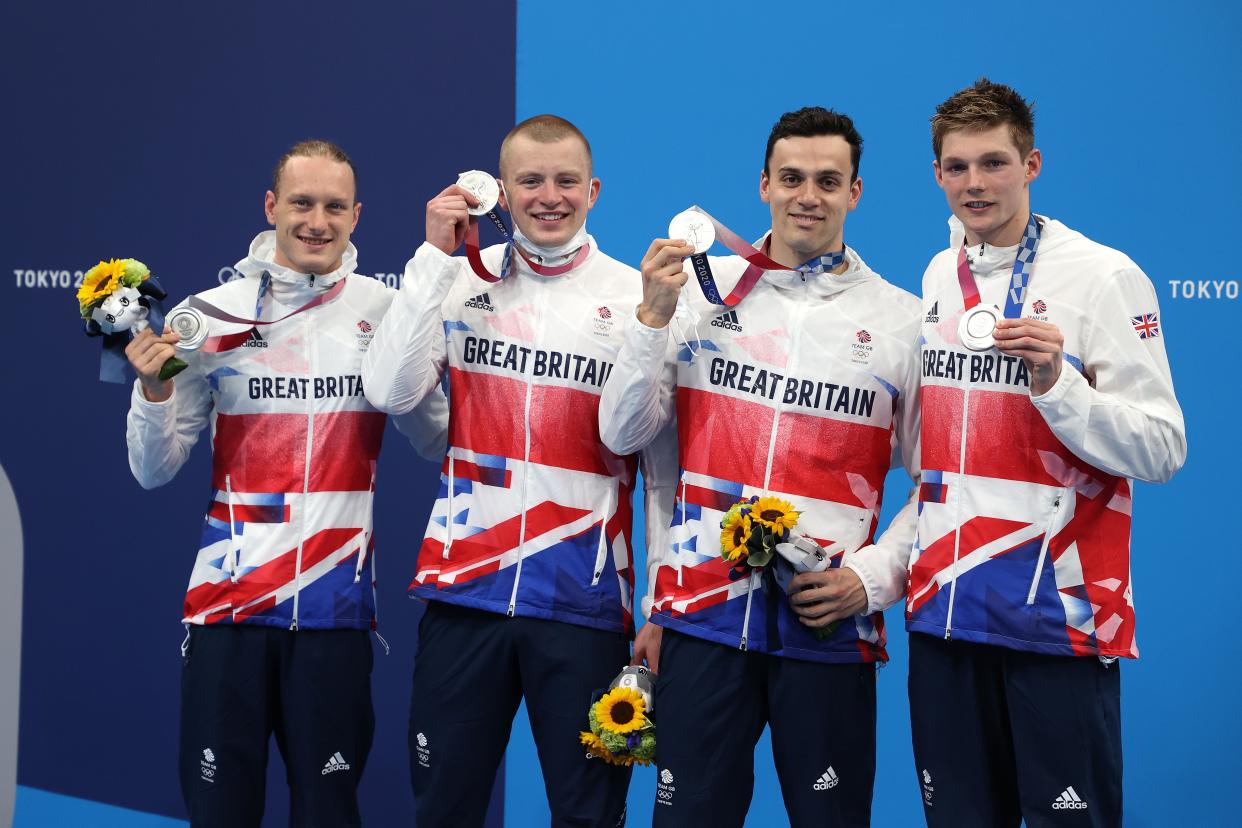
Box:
(599, 310, 678, 456)
(362, 242, 461, 415)
(390, 383, 450, 463)
(843, 317, 923, 614)
(636, 423, 679, 620)
(1031, 264, 1186, 483)
(125, 367, 214, 490)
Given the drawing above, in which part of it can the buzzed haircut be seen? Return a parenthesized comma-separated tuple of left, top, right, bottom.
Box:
(272, 139, 358, 201)
(932, 78, 1036, 161)
(764, 107, 864, 181)
(499, 114, 593, 177)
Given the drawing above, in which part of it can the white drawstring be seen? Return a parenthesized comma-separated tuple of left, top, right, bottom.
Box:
(670, 293, 701, 365)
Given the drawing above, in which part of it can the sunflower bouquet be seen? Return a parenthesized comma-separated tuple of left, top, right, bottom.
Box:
(78, 258, 156, 329)
(76, 257, 185, 382)
(579, 667, 657, 767)
(719, 495, 800, 577)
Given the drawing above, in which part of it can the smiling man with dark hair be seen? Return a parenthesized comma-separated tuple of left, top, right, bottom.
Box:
(599, 107, 922, 827)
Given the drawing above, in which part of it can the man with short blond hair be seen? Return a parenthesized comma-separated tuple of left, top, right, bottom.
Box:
(363, 114, 674, 827)
(126, 139, 445, 827)
(907, 78, 1186, 826)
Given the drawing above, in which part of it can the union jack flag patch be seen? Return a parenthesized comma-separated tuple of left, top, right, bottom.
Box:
(1131, 313, 1160, 340)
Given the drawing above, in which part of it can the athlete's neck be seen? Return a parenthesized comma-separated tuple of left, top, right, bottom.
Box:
(765, 234, 847, 274)
(963, 208, 1031, 249)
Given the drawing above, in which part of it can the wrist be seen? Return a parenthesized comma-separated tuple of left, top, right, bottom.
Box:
(636, 303, 671, 329)
(140, 379, 173, 403)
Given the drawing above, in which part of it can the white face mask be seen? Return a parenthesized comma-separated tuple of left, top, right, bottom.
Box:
(499, 180, 590, 265)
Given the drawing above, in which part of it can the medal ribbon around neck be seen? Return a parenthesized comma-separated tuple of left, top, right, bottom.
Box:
(185, 274, 346, 353)
(679, 206, 845, 307)
(457, 171, 590, 281)
(955, 212, 1041, 318)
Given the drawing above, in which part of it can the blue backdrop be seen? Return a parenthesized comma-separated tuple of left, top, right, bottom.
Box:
(4, 1, 1239, 826)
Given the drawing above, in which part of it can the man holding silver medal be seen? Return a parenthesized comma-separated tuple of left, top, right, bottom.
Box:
(361, 115, 675, 827)
(598, 107, 922, 826)
(906, 79, 1186, 826)
(125, 139, 448, 827)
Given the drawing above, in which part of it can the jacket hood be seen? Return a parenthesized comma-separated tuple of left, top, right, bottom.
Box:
(947, 213, 1081, 256)
(755, 231, 880, 299)
(234, 231, 358, 286)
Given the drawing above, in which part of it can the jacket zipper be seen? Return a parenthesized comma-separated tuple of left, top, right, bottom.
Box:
(443, 456, 455, 560)
(739, 571, 756, 651)
(507, 282, 543, 617)
(741, 279, 807, 650)
(591, 487, 614, 587)
(1025, 491, 1064, 605)
(291, 310, 315, 631)
(677, 477, 687, 588)
(942, 380, 971, 640)
(224, 473, 240, 584)
(354, 465, 377, 583)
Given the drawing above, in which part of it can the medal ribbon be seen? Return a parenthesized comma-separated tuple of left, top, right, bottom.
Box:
(955, 212, 1041, 317)
(683, 206, 845, 307)
(464, 210, 590, 281)
(187, 275, 346, 353)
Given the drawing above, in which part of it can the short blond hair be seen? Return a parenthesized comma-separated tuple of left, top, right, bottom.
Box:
(499, 115, 592, 177)
(932, 78, 1035, 161)
(272, 139, 357, 200)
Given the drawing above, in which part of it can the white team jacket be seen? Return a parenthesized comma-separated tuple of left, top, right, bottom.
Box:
(362, 238, 676, 636)
(908, 215, 1186, 658)
(127, 232, 447, 630)
(599, 241, 922, 663)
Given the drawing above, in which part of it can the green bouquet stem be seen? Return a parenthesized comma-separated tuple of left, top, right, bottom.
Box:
(815, 620, 841, 640)
(158, 356, 189, 381)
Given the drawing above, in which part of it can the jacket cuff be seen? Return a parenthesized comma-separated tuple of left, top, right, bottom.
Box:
(842, 550, 884, 616)
(1030, 359, 1087, 427)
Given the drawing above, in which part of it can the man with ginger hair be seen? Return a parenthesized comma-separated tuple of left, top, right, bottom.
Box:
(906, 79, 1185, 826)
(363, 115, 674, 827)
(125, 139, 447, 827)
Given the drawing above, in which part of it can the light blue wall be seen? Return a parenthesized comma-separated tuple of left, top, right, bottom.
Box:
(514, 1, 1242, 825)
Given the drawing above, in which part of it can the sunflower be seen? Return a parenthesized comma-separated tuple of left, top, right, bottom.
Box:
(592, 686, 647, 734)
(720, 510, 753, 562)
(580, 731, 611, 760)
(751, 496, 800, 536)
(77, 258, 129, 312)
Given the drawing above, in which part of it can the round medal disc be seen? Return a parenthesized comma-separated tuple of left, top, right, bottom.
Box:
(167, 307, 208, 351)
(668, 209, 715, 255)
(958, 303, 1002, 351)
(456, 170, 500, 216)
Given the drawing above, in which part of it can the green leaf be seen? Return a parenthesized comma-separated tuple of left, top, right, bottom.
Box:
(158, 356, 189, 381)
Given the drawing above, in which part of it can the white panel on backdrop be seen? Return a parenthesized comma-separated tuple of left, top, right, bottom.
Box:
(0, 463, 22, 828)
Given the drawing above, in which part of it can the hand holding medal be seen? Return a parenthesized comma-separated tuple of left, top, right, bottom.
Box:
(436, 170, 590, 282)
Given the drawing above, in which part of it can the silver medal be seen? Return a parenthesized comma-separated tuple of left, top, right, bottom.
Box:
(167, 307, 208, 351)
(668, 209, 715, 255)
(456, 170, 500, 217)
(958, 304, 1002, 351)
